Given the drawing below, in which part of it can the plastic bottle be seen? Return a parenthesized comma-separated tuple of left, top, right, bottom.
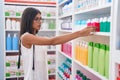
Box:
(83, 42, 88, 65)
(105, 45, 109, 78)
(92, 18, 100, 32)
(6, 33, 12, 50)
(100, 17, 104, 32)
(103, 17, 107, 32)
(88, 42, 93, 68)
(16, 21, 20, 30)
(98, 44, 106, 76)
(6, 18, 12, 30)
(75, 42, 80, 60)
(41, 20, 48, 30)
(93, 43, 100, 71)
(87, 19, 92, 27)
(12, 33, 18, 50)
(106, 17, 111, 32)
(49, 20, 55, 29)
(11, 19, 16, 30)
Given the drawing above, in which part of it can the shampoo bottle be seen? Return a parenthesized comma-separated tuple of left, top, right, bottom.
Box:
(12, 33, 18, 50)
(6, 33, 12, 50)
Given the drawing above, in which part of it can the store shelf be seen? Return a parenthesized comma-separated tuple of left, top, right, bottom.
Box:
(42, 16, 56, 19)
(6, 50, 19, 53)
(94, 32, 110, 36)
(5, 1, 56, 7)
(58, 51, 72, 60)
(59, 13, 72, 19)
(5, 16, 21, 18)
(58, 0, 69, 6)
(47, 49, 56, 51)
(5, 16, 56, 19)
(75, 3, 111, 15)
(74, 59, 108, 80)
(39, 29, 56, 32)
(59, 29, 72, 33)
(5, 29, 20, 31)
(6, 76, 24, 79)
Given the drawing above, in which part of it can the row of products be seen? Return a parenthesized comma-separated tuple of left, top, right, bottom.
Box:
(74, 41, 110, 78)
(41, 20, 56, 30)
(61, 42, 72, 58)
(75, 16, 111, 32)
(49, 75, 56, 80)
(47, 51, 56, 80)
(6, 56, 24, 77)
(76, 0, 112, 11)
(6, 33, 19, 50)
(74, 70, 91, 80)
(6, 67, 24, 78)
(60, 0, 73, 15)
(61, 17, 72, 30)
(5, 5, 56, 17)
(6, 56, 23, 67)
(58, 58, 71, 80)
(116, 64, 120, 80)
(6, 18, 20, 30)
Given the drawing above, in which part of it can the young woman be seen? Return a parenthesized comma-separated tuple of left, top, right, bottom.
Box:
(19, 7, 95, 80)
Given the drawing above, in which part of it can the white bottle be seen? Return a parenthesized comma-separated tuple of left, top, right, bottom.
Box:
(11, 19, 16, 30)
(16, 21, 20, 30)
(41, 20, 48, 30)
(6, 18, 12, 30)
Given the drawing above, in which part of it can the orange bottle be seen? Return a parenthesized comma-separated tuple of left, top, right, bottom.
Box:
(83, 42, 88, 65)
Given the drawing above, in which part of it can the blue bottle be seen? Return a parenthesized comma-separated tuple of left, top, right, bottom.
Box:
(12, 33, 18, 50)
(6, 33, 12, 50)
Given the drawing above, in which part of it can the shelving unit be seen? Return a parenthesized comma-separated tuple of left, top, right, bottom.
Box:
(56, 0, 113, 80)
(4, 0, 57, 80)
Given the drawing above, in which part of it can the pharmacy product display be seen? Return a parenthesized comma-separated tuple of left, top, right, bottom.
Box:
(56, 0, 115, 80)
(4, 0, 56, 80)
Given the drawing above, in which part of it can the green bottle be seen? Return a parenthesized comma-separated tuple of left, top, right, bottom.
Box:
(106, 17, 111, 32)
(105, 45, 109, 78)
(93, 43, 100, 71)
(88, 42, 93, 68)
(48, 20, 55, 29)
(103, 17, 107, 32)
(100, 18, 104, 32)
(98, 44, 106, 76)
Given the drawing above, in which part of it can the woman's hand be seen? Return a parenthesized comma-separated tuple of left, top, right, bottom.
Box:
(79, 26, 96, 36)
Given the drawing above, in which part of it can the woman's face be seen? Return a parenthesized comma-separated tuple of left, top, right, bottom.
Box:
(33, 13, 42, 31)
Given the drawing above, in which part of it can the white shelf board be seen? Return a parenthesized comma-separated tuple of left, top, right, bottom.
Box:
(59, 29, 72, 33)
(47, 49, 56, 51)
(74, 59, 108, 80)
(5, 16, 56, 19)
(58, 50, 72, 60)
(5, 16, 21, 18)
(5, 29, 20, 31)
(75, 3, 111, 15)
(94, 32, 110, 36)
(39, 29, 56, 32)
(6, 50, 19, 53)
(42, 16, 56, 19)
(6, 76, 24, 79)
(58, 0, 68, 6)
(59, 13, 72, 19)
(48, 73, 56, 75)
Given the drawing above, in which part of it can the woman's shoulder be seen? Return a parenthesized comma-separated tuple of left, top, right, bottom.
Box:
(20, 32, 31, 39)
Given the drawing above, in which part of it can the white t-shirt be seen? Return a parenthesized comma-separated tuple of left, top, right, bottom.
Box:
(21, 33, 47, 80)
